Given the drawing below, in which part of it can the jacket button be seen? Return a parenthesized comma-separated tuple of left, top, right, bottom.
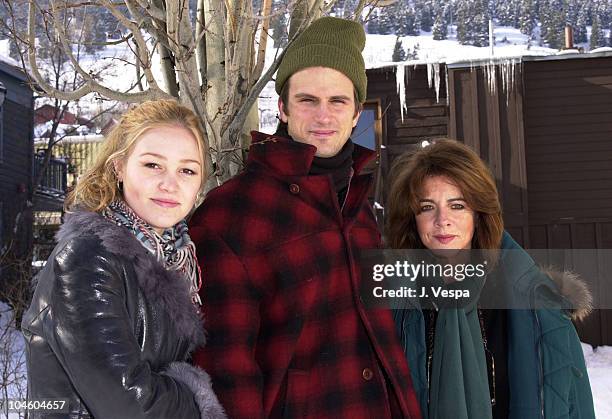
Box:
(362, 368, 374, 381)
(289, 183, 300, 194)
(571, 366, 584, 378)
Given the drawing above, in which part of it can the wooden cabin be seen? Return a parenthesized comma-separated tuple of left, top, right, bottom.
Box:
(364, 51, 612, 346)
(0, 56, 34, 304)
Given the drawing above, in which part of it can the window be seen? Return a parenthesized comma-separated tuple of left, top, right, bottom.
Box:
(353, 103, 380, 152)
(352, 101, 384, 220)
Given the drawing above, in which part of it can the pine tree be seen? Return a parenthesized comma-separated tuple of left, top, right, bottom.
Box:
(407, 43, 420, 60)
(432, 6, 448, 40)
(366, 11, 380, 34)
(99, 8, 120, 38)
(575, 3, 589, 43)
(495, 0, 508, 25)
(456, 0, 473, 45)
(519, 0, 538, 37)
(416, 0, 434, 32)
(377, 6, 395, 35)
(511, 0, 522, 28)
(270, 12, 288, 48)
(392, 37, 407, 62)
(540, 0, 565, 49)
(397, 4, 418, 36)
(472, 0, 490, 47)
(590, 13, 604, 49)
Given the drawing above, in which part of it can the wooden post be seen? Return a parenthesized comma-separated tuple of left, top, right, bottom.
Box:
(565, 25, 574, 50)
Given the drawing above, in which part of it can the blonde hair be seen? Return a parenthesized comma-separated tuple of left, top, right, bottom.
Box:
(386, 139, 504, 251)
(66, 99, 207, 212)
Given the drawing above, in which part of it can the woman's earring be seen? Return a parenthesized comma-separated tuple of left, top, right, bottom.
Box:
(117, 179, 123, 192)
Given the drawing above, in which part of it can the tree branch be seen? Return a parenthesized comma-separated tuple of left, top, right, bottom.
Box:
(26, 2, 164, 102)
(133, 0, 166, 22)
(251, 0, 272, 82)
(195, 0, 207, 86)
(99, 0, 160, 88)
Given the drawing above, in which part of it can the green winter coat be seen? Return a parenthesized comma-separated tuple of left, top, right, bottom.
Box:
(394, 232, 596, 419)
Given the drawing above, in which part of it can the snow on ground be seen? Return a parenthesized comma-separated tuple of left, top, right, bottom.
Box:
(0, 302, 27, 418)
(582, 342, 612, 418)
(364, 26, 557, 69)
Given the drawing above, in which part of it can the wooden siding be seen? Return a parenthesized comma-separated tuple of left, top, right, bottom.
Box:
(366, 65, 448, 204)
(522, 56, 612, 346)
(528, 219, 612, 346)
(523, 56, 612, 224)
(0, 67, 34, 296)
(0, 99, 34, 244)
(448, 65, 530, 245)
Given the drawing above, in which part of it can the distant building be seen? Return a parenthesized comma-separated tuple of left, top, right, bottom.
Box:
(0, 54, 34, 303)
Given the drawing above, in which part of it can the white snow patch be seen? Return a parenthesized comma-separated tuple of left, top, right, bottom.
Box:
(590, 47, 612, 54)
(582, 342, 612, 418)
(0, 301, 28, 417)
(0, 40, 19, 67)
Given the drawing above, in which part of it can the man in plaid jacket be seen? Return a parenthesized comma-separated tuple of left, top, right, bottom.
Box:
(190, 17, 422, 419)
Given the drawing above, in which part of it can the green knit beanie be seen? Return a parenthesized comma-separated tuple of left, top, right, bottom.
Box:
(275, 17, 367, 103)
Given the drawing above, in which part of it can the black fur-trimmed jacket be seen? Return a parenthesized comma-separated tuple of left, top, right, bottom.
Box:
(21, 211, 226, 419)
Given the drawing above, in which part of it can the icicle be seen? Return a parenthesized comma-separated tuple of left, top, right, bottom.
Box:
(478, 60, 496, 97)
(396, 64, 406, 122)
(426, 62, 441, 104)
(445, 66, 450, 107)
(496, 57, 521, 105)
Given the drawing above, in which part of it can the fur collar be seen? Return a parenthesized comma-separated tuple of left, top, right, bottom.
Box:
(57, 210, 206, 348)
(543, 267, 593, 322)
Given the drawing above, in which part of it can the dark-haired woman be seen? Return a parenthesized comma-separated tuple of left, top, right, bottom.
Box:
(386, 139, 595, 419)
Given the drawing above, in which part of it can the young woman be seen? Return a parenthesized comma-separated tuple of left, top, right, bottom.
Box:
(386, 139, 595, 419)
(22, 100, 225, 418)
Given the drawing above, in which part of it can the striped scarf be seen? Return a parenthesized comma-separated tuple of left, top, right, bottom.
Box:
(103, 200, 202, 305)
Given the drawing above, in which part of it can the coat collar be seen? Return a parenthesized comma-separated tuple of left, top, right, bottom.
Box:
(57, 210, 206, 348)
(248, 130, 375, 177)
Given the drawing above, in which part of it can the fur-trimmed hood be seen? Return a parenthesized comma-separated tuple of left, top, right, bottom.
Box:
(543, 267, 593, 322)
(57, 210, 206, 348)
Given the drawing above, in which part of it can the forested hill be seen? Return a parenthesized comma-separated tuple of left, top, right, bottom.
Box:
(1, 0, 611, 58)
(338, 0, 611, 50)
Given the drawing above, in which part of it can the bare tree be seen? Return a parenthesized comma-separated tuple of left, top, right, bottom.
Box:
(0, 2, 122, 280)
(0, 0, 382, 187)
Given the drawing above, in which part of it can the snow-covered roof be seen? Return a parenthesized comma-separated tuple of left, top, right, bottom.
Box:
(0, 51, 29, 82)
(522, 48, 612, 62)
(0, 53, 19, 67)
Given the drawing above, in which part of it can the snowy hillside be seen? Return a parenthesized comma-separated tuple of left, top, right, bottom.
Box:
(2, 22, 609, 133)
(260, 25, 576, 133)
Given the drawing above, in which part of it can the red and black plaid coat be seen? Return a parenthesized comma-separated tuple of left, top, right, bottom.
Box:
(190, 131, 421, 419)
